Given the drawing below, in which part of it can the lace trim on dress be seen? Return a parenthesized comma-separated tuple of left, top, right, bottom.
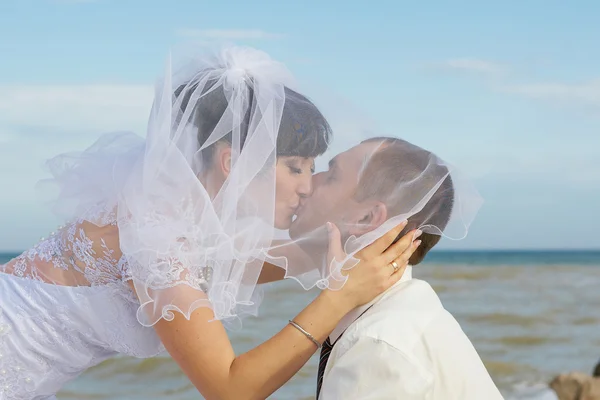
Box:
(4, 219, 131, 287)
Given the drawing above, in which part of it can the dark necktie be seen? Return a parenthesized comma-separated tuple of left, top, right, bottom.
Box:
(315, 306, 373, 399)
(316, 336, 334, 399)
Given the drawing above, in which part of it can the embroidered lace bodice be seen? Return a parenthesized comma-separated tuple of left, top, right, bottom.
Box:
(0, 219, 164, 399)
(1, 218, 131, 288)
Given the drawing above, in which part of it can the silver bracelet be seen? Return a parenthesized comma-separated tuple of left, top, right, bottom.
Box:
(288, 320, 322, 349)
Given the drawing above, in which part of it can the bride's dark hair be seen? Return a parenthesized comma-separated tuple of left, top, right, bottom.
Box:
(175, 79, 332, 165)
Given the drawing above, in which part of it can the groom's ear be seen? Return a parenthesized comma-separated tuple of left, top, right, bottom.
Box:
(347, 201, 388, 236)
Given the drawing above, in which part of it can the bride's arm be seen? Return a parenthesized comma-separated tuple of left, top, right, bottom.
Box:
(155, 287, 347, 399)
(148, 224, 420, 400)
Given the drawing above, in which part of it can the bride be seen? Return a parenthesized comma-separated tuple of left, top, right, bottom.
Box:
(0, 46, 421, 399)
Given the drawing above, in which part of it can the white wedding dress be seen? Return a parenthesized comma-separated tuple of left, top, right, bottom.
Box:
(0, 218, 165, 400)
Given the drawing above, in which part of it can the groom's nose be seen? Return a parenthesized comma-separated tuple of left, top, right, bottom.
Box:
(298, 196, 308, 208)
(311, 171, 326, 189)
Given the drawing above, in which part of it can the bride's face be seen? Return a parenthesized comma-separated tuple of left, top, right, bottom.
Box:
(273, 156, 315, 229)
(203, 146, 315, 230)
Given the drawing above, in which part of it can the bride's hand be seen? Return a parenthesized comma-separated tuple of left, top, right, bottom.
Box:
(324, 220, 421, 311)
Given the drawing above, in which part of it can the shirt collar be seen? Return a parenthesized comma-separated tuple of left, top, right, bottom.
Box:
(330, 265, 413, 343)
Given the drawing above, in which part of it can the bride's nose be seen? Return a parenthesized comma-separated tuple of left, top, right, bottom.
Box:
(297, 174, 313, 198)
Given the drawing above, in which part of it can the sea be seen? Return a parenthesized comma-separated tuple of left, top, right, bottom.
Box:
(1, 250, 598, 399)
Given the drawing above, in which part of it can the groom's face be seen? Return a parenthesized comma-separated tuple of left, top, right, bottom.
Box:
(289, 141, 382, 239)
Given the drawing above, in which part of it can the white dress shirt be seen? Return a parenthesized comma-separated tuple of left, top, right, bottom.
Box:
(320, 266, 504, 400)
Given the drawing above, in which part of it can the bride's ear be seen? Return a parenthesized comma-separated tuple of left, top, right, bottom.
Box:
(218, 146, 232, 178)
(348, 202, 388, 236)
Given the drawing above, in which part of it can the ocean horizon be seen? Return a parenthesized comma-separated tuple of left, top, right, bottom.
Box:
(3, 248, 600, 263)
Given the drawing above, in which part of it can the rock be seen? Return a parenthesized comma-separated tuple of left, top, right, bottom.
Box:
(550, 371, 600, 400)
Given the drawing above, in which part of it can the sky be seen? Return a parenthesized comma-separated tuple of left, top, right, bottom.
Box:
(0, 0, 599, 251)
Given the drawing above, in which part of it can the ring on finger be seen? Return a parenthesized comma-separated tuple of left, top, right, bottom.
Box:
(390, 260, 400, 273)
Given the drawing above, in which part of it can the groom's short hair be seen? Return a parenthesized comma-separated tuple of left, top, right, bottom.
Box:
(354, 137, 454, 265)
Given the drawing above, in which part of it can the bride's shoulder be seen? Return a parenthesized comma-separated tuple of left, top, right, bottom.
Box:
(67, 218, 123, 257)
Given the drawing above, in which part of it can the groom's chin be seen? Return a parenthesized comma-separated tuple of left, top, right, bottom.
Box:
(289, 220, 329, 243)
(288, 220, 302, 240)
(288, 218, 312, 241)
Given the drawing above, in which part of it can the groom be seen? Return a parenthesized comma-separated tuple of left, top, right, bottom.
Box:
(289, 137, 504, 399)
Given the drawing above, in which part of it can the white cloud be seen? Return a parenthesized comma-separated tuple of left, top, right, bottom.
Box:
(0, 84, 153, 135)
(0, 83, 154, 250)
(438, 58, 600, 113)
(176, 29, 285, 40)
(439, 58, 507, 75)
(483, 140, 600, 185)
(502, 79, 600, 111)
(0, 128, 18, 144)
(51, 0, 97, 3)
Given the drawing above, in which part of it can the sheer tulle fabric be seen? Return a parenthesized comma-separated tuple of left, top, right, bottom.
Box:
(35, 47, 320, 327)
(31, 45, 482, 328)
(267, 134, 483, 291)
